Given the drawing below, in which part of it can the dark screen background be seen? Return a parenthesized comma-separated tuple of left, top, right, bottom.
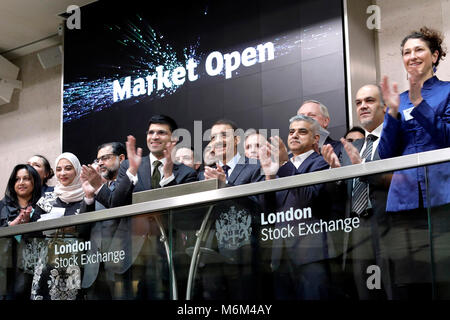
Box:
(63, 0, 348, 164)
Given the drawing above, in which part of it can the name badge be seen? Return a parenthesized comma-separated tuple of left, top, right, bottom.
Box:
(403, 107, 414, 121)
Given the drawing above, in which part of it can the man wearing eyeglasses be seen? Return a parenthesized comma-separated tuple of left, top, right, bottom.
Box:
(79, 142, 125, 299)
(82, 114, 197, 299)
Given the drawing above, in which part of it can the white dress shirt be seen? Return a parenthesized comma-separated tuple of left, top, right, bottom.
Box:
(290, 149, 315, 170)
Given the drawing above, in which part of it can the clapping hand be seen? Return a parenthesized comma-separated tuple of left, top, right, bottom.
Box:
(381, 76, 400, 118)
(321, 144, 341, 168)
(204, 164, 227, 183)
(162, 140, 177, 178)
(126, 135, 142, 176)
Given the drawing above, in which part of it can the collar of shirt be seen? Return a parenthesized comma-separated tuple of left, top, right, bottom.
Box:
(218, 153, 241, 177)
(149, 153, 166, 176)
(290, 149, 315, 169)
(361, 122, 384, 159)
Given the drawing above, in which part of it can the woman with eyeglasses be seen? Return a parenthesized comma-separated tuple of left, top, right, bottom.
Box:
(30, 152, 86, 300)
(27, 155, 55, 195)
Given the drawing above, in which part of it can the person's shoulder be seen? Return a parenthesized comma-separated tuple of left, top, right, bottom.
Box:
(175, 163, 197, 175)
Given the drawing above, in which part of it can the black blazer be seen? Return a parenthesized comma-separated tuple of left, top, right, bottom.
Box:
(266, 152, 333, 267)
(98, 155, 197, 274)
(96, 156, 198, 208)
(339, 138, 391, 224)
(198, 156, 264, 185)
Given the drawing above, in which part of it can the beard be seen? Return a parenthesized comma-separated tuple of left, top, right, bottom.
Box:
(101, 159, 120, 181)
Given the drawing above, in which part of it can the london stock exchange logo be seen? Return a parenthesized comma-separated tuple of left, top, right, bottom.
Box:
(215, 206, 252, 250)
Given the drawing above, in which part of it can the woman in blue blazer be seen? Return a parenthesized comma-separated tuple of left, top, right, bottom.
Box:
(379, 26, 449, 300)
(379, 26, 449, 212)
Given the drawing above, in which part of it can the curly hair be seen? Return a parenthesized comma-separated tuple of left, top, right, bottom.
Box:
(401, 26, 447, 68)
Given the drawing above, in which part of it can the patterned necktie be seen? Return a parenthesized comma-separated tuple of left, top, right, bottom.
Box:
(151, 160, 162, 189)
(222, 165, 230, 180)
(352, 134, 378, 215)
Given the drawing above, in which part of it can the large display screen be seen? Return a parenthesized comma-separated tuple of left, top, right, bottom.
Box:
(63, 0, 347, 164)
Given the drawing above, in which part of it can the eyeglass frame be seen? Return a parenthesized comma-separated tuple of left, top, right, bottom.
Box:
(93, 153, 117, 164)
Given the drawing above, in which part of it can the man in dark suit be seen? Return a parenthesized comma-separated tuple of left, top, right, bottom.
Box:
(321, 84, 393, 300)
(259, 115, 334, 299)
(84, 115, 197, 299)
(298, 100, 342, 157)
(79, 142, 126, 299)
(194, 119, 266, 299)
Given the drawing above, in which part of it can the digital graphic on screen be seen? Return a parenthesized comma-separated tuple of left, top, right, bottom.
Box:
(63, 0, 347, 164)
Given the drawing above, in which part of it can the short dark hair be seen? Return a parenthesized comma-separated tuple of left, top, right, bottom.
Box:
(401, 26, 447, 68)
(32, 155, 54, 184)
(211, 119, 238, 132)
(345, 126, 365, 138)
(5, 164, 42, 207)
(148, 114, 178, 133)
(97, 142, 127, 158)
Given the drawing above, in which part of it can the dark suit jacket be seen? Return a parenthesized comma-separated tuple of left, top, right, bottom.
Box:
(339, 138, 391, 224)
(324, 136, 343, 160)
(268, 152, 332, 267)
(198, 156, 264, 185)
(80, 182, 119, 289)
(97, 156, 197, 274)
(96, 156, 198, 208)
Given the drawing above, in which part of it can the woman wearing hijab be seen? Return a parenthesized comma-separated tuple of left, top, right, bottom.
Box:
(30, 152, 85, 300)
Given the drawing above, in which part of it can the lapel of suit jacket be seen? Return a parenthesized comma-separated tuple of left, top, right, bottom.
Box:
(139, 156, 152, 190)
(278, 152, 316, 205)
(296, 152, 317, 173)
(227, 156, 246, 185)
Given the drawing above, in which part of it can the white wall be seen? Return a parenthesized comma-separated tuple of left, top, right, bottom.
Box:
(376, 0, 450, 92)
(0, 50, 61, 194)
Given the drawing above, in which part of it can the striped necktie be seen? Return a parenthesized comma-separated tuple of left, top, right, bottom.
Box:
(352, 134, 378, 216)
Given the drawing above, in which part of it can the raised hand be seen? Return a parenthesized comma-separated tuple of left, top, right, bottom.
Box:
(258, 141, 280, 179)
(204, 164, 226, 183)
(381, 76, 400, 118)
(321, 144, 341, 168)
(82, 180, 96, 199)
(270, 136, 289, 164)
(126, 135, 142, 176)
(340, 138, 362, 165)
(162, 141, 176, 178)
(81, 165, 104, 190)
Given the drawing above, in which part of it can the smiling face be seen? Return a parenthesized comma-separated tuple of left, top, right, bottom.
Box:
(175, 147, 195, 168)
(27, 156, 47, 185)
(355, 85, 385, 133)
(210, 124, 239, 163)
(245, 133, 267, 159)
(402, 38, 438, 79)
(56, 158, 77, 187)
(146, 123, 172, 159)
(14, 168, 34, 200)
(96, 146, 121, 180)
(288, 120, 318, 156)
(297, 102, 330, 129)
